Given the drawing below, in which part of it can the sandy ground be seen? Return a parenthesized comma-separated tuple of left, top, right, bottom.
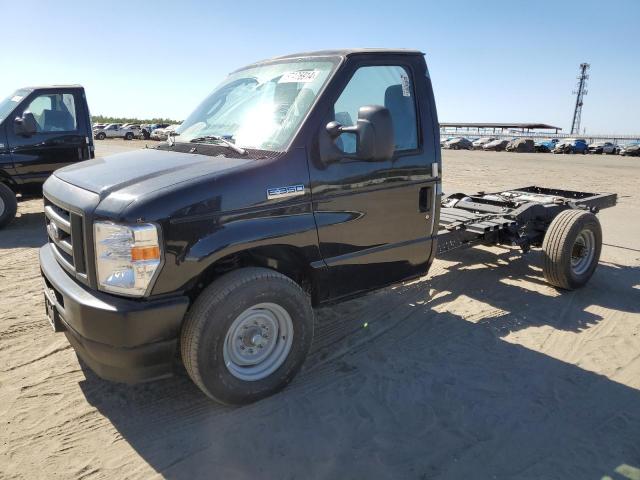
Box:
(1, 140, 639, 479)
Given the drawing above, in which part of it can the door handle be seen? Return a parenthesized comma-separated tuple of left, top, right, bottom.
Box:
(419, 187, 432, 212)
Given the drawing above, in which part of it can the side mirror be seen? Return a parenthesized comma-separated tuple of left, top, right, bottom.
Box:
(326, 105, 395, 162)
(14, 112, 38, 137)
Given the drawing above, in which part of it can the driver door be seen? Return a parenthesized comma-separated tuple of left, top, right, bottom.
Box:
(308, 61, 437, 300)
(7, 90, 85, 193)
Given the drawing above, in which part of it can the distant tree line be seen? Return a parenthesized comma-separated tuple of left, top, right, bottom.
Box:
(92, 115, 182, 125)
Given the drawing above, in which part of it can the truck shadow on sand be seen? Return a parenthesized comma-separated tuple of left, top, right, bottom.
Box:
(77, 247, 640, 480)
(0, 211, 46, 249)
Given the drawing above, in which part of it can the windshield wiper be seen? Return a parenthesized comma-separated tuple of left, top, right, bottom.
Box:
(189, 135, 247, 156)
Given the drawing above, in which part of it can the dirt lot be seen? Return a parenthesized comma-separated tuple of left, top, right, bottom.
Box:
(1, 140, 639, 480)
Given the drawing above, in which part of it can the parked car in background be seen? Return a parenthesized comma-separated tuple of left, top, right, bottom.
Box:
(94, 123, 135, 140)
(553, 138, 588, 154)
(506, 138, 534, 153)
(122, 123, 142, 134)
(140, 123, 169, 140)
(443, 137, 473, 150)
(588, 141, 617, 154)
(151, 124, 180, 141)
(482, 138, 510, 151)
(618, 141, 640, 156)
(440, 136, 455, 147)
(472, 137, 496, 149)
(534, 138, 558, 153)
(93, 123, 106, 130)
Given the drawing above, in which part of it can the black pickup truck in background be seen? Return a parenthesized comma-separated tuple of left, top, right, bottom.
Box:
(38, 49, 613, 405)
(0, 85, 94, 228)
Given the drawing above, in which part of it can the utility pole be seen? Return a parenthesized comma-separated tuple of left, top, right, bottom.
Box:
(570, 63, 590, 135)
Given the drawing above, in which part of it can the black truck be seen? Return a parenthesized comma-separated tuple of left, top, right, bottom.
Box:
(0, 85, 94, 228)
(38, 50, 616, 405)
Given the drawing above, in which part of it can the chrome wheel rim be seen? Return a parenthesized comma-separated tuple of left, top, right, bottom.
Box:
(223, 302, 293, 381)
(571, 229, 596, 276)
(0, 196, 5, 216)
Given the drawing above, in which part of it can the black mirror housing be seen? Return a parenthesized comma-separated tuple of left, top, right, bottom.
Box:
(324, 105, 395, 163)
(354, 105, 395, 161)
(14, 112, 38, 137)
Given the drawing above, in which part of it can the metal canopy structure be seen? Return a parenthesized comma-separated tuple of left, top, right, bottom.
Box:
(440, 122, 562, 134)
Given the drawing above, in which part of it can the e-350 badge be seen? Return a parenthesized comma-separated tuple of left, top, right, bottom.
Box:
(266, 184, 305, 200)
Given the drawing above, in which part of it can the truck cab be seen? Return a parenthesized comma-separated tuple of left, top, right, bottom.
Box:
(39, 49, 441, 404)
(0, 85, 93, 228)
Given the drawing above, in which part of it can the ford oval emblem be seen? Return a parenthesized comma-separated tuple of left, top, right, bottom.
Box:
(49, 222, 61, 241)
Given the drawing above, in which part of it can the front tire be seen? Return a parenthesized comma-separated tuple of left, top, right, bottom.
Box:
(180, 267, 314, 405)
(96, 132, 106, 140)
(0, 183, 18, 229)
(542, 209, 602, 290)
(125, 132, 134, 140)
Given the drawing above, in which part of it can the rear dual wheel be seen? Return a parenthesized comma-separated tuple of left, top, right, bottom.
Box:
(542, 209, 602, 290)
(180, 267, 314, 405)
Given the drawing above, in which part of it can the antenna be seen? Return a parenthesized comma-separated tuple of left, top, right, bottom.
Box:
(570, 63, 590, 135)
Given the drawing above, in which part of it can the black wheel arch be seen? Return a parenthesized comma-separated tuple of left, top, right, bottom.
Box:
(185, 245, 320, 306)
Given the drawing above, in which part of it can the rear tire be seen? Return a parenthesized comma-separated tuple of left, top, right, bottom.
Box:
(0, 183, 18, 229)
(180, 267, 314, 405)
(542, 209, 602, 290)
(125, 132, 134, 140)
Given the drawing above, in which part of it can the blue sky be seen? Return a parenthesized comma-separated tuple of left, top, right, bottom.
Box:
(2, 0, 638, 134)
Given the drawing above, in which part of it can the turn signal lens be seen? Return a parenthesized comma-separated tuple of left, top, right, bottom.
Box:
(131, 245, 160, 262)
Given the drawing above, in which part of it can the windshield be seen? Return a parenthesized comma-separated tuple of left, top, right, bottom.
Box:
(177, 60, 336, 151)
(0, 89, 30, 125)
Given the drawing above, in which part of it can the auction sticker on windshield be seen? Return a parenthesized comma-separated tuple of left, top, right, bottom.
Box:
(400, 74, 411, 97)
(279, 70, 320, 83)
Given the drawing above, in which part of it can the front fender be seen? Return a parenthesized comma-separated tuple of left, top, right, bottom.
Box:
(151, 211, 322, 295)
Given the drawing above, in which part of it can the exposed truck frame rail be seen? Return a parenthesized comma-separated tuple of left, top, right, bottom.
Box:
(437, 186, 617, 255)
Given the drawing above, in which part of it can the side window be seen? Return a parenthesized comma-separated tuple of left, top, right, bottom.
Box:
(333, 65, 418, 154)
(24, 93, 77, 133)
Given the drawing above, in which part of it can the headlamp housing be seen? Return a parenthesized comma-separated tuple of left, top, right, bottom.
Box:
(94, 222, 162, 297)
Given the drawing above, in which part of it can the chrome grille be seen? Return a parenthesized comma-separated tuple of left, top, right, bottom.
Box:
(44, 198, 86, 275)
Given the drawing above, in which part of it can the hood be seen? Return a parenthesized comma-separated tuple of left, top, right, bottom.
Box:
(54, 148, 252, 198)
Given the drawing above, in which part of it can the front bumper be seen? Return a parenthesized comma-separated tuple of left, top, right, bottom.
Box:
(40, 244, 189, 384)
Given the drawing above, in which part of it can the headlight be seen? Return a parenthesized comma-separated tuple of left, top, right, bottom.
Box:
(94, 222, 162, 297)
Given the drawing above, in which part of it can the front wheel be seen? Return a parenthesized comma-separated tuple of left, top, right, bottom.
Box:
(125, 132, 134, 140)
(0, 183, 18, 229)
(542, 209, 602, 290)
(96, 132, 106, 140)
(180, 267, 314, 405)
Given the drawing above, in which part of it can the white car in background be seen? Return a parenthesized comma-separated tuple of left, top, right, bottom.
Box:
(122, 123, 142, 134)
(588, 141, 617, 154)
(472, 137, 496, 149)
(151, 124, 180, 141)
(94, 123, 136, 140)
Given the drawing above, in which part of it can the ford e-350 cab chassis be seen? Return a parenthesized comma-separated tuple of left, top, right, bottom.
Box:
(39, 49, 616, 405)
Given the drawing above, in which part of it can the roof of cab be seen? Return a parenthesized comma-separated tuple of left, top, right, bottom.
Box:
(239, 49, 424, 70)
(273, 48, 424, 59)
(21, 84, 84, 91)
